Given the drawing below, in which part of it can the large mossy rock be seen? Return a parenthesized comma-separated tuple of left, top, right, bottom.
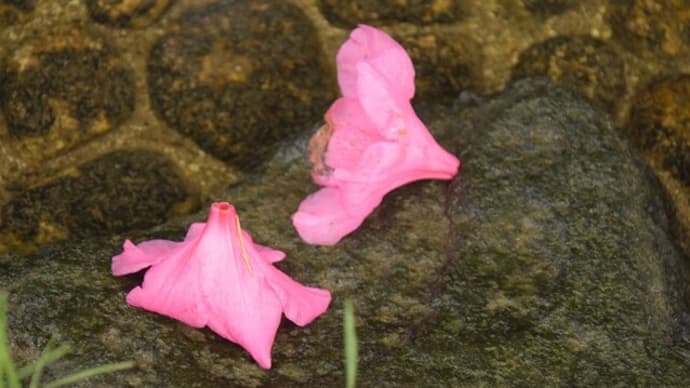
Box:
(1, 79, 689, 386)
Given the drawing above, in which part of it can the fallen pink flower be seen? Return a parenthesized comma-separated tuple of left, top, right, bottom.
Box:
(112, 202, 331, 369)
(292, 24, 460, 245)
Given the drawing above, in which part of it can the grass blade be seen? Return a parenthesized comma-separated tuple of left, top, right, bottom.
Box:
(0, 291, 20, 388)
(42, 361, 135, 388)
(29, 336, 70, 388)
(343, 300, 358, 388)
(16, 344, 71, 380)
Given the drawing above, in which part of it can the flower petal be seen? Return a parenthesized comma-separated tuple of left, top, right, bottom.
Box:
(184, 222, 206, 241)
(115, 202, 332, 369)
(266, 270, 332, 327)
(125, 244, 208, 328)
(355, 61, 408, 134)
(112, 222, 206, 276)
(337, 24, 415, 100)
(292, 187, 368, 245)
(254, 243, 286, 263)
(323, 97, 383, 172)
(111, 239, 177, 276)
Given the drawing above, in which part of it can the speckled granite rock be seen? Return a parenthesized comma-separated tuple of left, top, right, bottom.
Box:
(2, 80, 688, 387)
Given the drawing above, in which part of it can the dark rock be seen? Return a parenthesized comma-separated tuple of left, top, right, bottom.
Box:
(0, 0, 35, 26)
(626, 74, 690, 270)
(608, 0, 690, 58)
(85, 0, 174, 28)
(393, 30, 482, 99)
(319, 0, 465, 28)
(522, 0, 575, 17)
(2, 79, 689, 386)
(0, 28, 135, 148)
(438, 79, 690, 385)
(0, 0, 34, 11)
(147, 0, 334, 167)
(0, 150, 192, 254)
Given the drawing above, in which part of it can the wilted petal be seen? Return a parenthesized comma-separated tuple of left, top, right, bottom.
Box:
(292, 25, 460, 246)
(337, 24, 415, 100)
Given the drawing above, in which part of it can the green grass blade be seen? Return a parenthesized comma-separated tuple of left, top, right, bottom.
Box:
(0, 291, 20, 388)
(42, 361, 135, 388)
(17, 343, 71, 380)
(343, 300, 358, 388)
(29, 336, 70, 388)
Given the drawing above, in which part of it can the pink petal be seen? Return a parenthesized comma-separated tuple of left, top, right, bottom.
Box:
(323, 98, 383, 172)
(333, 140, 404, 185)
(266, 270, 332, 326)
(125, 243, 208, 328)
(254, 243, 286, 263)
(111, 222, 206, 276)
(355, 61, 408, 134)
(198, 231, 284, 369)
(113, 202, 331, 369)
(184, 222, 206, 241)
(111, 239, 177, 276)
(337, 24, 415, 100)
(292, 187, 374, 245)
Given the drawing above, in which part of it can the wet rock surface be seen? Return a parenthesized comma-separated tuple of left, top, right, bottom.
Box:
(2, 80, 689, 386)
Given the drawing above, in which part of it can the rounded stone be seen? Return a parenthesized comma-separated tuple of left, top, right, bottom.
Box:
(147, 0, 332, 166)
(511, 35, 625, 114)
(626, 75, 690, 258)
(394, 31, 481, 98)
(0, 150, 191, 254)
(0, 29, 135, 150)
(84, 0, 174, 28)
(522, 0, 576, 17)
(0, 0, 36, 26)
(627, 75, 690, 185)
(319, 0, 465, 28)
(608, 0, 690, 57)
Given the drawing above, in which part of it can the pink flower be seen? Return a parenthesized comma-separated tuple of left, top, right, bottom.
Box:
(112, 202, 332, 369)
(291, 25, 460, 245)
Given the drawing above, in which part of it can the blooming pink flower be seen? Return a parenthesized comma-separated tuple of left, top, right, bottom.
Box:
(112, 202, 331, 369)
(291, 25, 460, 245)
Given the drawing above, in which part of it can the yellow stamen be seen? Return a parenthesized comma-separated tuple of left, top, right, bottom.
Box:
(235, 215, 253, 274)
